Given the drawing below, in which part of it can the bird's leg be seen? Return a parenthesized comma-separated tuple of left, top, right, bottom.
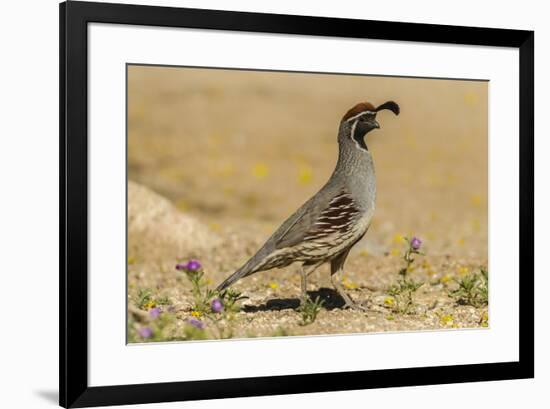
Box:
(300, 262, 322, 305)
(331, 269, 367, 311)
(300, 265, 309, 304)
(330, 250, 367, 311)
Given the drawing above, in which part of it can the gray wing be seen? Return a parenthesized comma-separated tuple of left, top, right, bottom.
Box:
(273, 188, 360, 249)
(216, 185, 360, 291)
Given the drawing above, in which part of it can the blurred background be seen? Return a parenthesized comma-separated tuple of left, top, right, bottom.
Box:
(128, 65, 487, 262)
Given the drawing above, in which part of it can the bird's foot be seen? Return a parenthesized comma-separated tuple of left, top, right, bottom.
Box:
(332, 278, 368, 311)
(343, 299, 369, 312)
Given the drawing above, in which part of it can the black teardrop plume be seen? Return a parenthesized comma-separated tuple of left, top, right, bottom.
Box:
(376, 101, 400, 116)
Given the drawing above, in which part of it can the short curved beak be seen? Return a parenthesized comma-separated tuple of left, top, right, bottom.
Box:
(370, 119, 380, 129)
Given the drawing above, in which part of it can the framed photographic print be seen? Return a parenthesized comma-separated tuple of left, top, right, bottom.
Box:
(60, 1, 534, 407)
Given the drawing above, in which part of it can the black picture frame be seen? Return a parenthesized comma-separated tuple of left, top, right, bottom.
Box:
(60, 1, 534, 407)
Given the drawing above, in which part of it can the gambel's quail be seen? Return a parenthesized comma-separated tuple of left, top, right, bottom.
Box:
(217, 101, 400, 309)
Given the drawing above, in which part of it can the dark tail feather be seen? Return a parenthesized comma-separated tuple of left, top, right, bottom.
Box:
(216, 258, 259, 292)
(216, 269, 246, 292)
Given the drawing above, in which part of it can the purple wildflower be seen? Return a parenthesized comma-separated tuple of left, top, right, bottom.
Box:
(211, 298, 224, 313)
(138, 327, 153, 339)
(410, 237, 422, 250)
(187, 318, 205, 329)
(149, 307, 161, 319)
(186, 259, 202, 271)
(175, 259, 202, 271)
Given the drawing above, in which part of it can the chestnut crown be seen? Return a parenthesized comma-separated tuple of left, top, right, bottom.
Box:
(342, 101, 400, 122)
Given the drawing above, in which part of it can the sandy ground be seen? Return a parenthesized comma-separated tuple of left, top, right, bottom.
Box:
(126, 66, 488, 341)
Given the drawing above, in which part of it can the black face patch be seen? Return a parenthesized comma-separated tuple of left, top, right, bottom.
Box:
(351, 116, 377, 151)
(352, 122, 369, 150)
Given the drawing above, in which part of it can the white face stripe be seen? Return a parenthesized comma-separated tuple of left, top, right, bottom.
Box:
(350, 120, 358, 141)
(349, 119, 366, 151)
(345, 110, 376, 123)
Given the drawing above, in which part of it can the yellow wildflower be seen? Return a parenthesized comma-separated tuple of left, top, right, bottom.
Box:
(208, 222, 221, 232)
(480, 311, 489, 327)
(384, 297, 395, 307)
(427, 270, 437, 278)
(343, 279, 358, 290)
(143, 300, 156, 310)
(470, 194, 483, 207)
(252, 163, 269, 179)
(421, 261, 434, 276)
(191, 311, 202, 317)
(393, 234, 405, 244)
(269, 282, 278, 289)
(297, 165, 313, 185)
(457, 266, 469, 276)
(440, 274, 452, 284)
(440, 314, 454, 326)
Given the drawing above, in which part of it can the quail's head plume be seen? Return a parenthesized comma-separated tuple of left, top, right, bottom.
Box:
(340, 101, 400, 149)
(217, 101, 400, 310)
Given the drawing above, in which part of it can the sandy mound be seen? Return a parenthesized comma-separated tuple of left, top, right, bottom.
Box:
(127, 181, 220, 263)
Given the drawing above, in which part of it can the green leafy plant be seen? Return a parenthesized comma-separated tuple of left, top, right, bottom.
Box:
(135, 288, 171, 310)
(176, 259, 247, 339)
(386, 236, 424, 314)
(450, 267, 488, 307)
(218, 288, 247, 314)
(297, 296, 324, 326)
(136, 288, 153, 309)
